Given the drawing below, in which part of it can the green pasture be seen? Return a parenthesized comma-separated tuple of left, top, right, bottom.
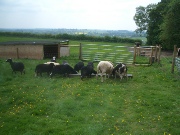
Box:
(0, 36, 180, 135)
(81, 44, 133, 64)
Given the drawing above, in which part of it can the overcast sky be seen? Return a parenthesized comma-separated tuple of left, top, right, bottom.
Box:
(0, 0, 161, 31)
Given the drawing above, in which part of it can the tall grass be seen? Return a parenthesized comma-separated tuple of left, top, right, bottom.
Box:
(0, 37, 180, 134)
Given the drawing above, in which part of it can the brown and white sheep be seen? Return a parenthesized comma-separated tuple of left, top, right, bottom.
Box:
(112, 63, 127, 80)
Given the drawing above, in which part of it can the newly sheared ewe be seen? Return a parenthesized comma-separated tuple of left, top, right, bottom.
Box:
(6, 58, 25, 75)
(112, 63, 127, 80)
(80, 62, 97, 80)
(35, 63, 54, 77)
(50, 64, 78, 77)
(96, 61, 114, 82)
(74, 61, 84, 72)
(44, 62, 60, 65)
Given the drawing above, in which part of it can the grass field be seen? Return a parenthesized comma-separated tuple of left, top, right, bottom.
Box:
(0, 36, 180, 135)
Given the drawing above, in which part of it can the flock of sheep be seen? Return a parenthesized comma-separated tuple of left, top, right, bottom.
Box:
(6, 58, 127, 82)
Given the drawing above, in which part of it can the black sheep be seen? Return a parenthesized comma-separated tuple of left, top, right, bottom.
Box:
(87, 62, 94, 68)
(80, 64, 97, 80)
(6, 58, 25, 75)
(74, 61, 84, 72)
(50, 64, 78, 77)
(178, 48, 180, 57)
(35, 63, 54, 77)
(62, 60, 69, 65)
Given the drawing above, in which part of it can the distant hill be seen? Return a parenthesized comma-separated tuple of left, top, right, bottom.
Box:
(0, 28, 146, 38)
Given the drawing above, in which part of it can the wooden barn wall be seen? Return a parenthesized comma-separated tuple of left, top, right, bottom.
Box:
(0, 45, 44, 59)
(60, 46, 70, 57)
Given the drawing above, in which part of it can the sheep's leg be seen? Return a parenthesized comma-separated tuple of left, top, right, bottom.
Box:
(115, 71, 118, 79)
(96, 71, 99, 80)
(125, 72, 128, 81)
(49, 72, 52, 77)
(35, 72, 37, 77)
(101, 74, 103, 82)
(120, 75, 123, 80)
(96, 74, 98, 80)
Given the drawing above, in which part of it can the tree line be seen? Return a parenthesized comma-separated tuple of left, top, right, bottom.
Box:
(0, 32, 142, 44)
(134, 0, 180, 50)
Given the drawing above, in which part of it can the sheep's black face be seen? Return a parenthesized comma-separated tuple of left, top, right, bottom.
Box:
(119, 67, 124, 74)
(6, 58, 12, 63)
(119, 66, 127, 74)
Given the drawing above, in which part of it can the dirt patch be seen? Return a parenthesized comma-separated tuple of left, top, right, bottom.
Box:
(161, 51, 173, 57)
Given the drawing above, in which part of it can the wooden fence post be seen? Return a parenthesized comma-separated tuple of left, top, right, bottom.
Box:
(133, 45, 137, 64)
(58, 44, 60, 58)
(171, 45, 177, 73)
(79, 43, 82, 60)
(155, 45, 158, 62)
(149, 47, 154, 65)
(16, 48, 19, 59)
(158, 45, 161, 65)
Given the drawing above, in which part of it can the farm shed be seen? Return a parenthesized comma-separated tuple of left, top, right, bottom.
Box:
(0, 40, 69, 59)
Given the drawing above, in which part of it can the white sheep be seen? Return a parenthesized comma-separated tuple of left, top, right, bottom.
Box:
(96, 61, 114, 82)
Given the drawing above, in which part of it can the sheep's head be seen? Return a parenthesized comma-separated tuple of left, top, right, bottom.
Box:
(119, 64, 126, 74)
(6, 58, 12, 63)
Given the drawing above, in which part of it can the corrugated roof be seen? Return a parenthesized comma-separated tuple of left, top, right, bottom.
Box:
(0, 41, 58, 45)
(0, 40, 69, 45)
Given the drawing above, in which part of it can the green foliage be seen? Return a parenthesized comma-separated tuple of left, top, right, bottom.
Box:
(0, 32, 142, 44)
(146, 0, 171, 46)
(133, 4, 157, 34)
(160, 0, 180, 49)
(134, 0, 180, 49)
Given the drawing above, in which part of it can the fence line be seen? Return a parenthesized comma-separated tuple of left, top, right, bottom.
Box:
(133, 45, 161, 65)
(80, 43, 162, 65)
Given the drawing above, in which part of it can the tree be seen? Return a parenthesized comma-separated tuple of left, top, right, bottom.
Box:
(160, 0, 180, 49)
(133, 4, 157, 34)
(146, 0, 171, 46)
